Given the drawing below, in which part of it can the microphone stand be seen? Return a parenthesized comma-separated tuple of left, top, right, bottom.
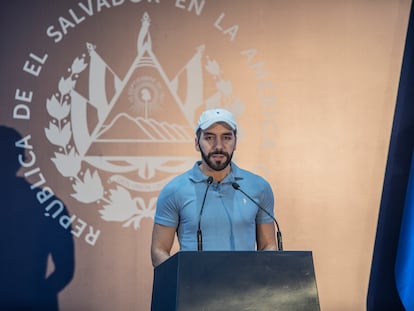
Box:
(232, 182, 283, 251)
(197, 176, 213, 251)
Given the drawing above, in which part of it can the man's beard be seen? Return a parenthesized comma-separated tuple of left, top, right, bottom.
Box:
(200, 149, 234, 171)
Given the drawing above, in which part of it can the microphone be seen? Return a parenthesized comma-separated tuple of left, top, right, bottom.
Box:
(197, 176, 214, 251)
(232, 182, 283, 251)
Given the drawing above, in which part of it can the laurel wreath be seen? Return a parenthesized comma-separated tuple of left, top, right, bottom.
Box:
(44, 53, 155, 230)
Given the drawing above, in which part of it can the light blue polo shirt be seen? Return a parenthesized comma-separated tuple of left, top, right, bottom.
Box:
(154, 161, 275, 251)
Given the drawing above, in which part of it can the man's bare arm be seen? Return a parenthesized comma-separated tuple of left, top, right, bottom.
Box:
(151, 223, 177, 267)
(256, 222, 277, 251)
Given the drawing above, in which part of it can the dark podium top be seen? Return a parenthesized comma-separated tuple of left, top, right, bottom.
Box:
(151, 251, 320, 311)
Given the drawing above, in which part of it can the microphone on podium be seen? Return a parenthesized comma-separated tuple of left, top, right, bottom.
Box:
(197, 176, 214, 251)
(232, 182, 283, 251)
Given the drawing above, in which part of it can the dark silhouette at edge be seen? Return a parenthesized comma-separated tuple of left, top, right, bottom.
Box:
(0, 125, 75, 311)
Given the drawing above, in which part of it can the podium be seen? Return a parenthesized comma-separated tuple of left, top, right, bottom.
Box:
(151, 251, 320, 311)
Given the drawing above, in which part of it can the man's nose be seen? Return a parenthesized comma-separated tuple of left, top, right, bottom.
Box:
(213, 138, 224, 150)
(215, 138, 230, 150)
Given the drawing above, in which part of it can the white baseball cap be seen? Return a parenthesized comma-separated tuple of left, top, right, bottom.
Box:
(196, 108, 237, 132)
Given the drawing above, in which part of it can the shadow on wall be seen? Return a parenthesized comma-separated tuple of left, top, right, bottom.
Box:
(0, 125, 75, 311)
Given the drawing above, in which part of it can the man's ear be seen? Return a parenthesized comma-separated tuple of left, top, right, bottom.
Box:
(195, 137, 200, 151)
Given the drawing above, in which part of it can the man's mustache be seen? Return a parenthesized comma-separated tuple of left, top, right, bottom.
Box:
(208, 151, 229, 157)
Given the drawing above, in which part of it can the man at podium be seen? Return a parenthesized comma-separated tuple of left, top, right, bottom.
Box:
(151, 108, 278, 267)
